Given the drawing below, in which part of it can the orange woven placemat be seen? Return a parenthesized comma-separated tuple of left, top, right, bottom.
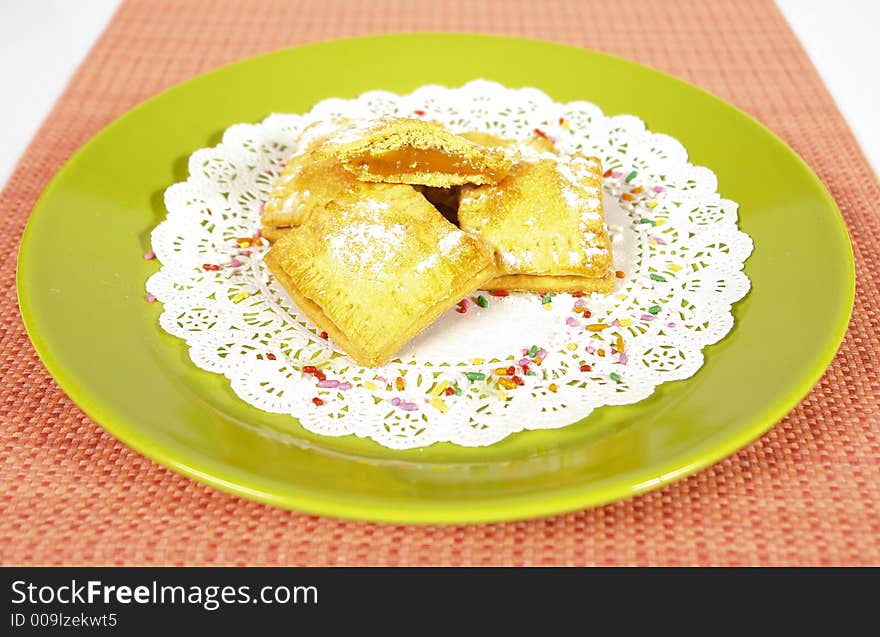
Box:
(1, 0, 878, 566)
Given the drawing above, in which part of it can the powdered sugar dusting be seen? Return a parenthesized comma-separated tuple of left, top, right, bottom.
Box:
(439, 230, 464, 254)
(329, 220, 406, 276)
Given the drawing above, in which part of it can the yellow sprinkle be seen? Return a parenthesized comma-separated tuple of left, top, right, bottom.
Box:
(430, 380, 450, 397)
(654, 219, 665, 226)
(566, 342, 578, 351)
(364, 381, 377, 391)
(493, 388, 508, 401)
(497, 377, 517, 390)
(587, 323, 609, 332)
(494, 367, 509, 376)
(534, 357, 543, 366)
(647, 201, 658, 209)
(395, 377, 405, 391)
(471, 358, 484, 365)
(617, 294, 627, 300)
(616, 334, 625, 353)
(548, 383, 558, 393)
(543, 303, 552, 311)
(430, 397, 448, 413)
(232, 292, 250, 304)
(669, 263, 683, 272)
(238, 240, 251, 248)
(620, 319, 633, 327)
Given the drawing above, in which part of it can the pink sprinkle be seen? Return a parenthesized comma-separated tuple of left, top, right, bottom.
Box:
(253, 228, 262, 239)
(611, 171, 622, 178)
(377, 376, 387, 384)
(400, 402, 419, 411)
(619, 353, 628, 364)
(641, 314, 655, 322)
(667, 322, 677, 328)
(574, 299, 586, 308)
(317, 379, 340, 388)
(651, 236, 667, 245)
(230, 258, 242, 267)
(522, 348, 530, 356)
(611, 319, 620, 327)
(537, 348, 548, 359)
(391, 397, 401, 406)
(460, 298, 470, 309)
(338, 382, 352, 391)
(565, 317, 577, 327)
(586, 345, 596, 354)
(518, 358, 531, 367)
(652, 185, 665, 193)
(145, 293, 156, 303)
(143, 250, 155, 260)
(259, 203, 265, 215)
(242, 250, 252, 257)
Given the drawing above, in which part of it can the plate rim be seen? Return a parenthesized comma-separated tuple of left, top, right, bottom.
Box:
(16, 33, 856, 524)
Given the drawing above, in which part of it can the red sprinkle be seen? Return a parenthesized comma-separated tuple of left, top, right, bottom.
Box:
(413, 109, 426, 116)
(319, 331, 329, 340)
(315, 371, 326, 382)
(580, 364, 592, 372)
(583, 309, 592, 318)
(558, 116, 565, 125)
(512, 375, 524, 386)
(533, 128, 550, 139)
(521, 363, 530, 374)
(506, 366, 516, 376)
(302, 365, 318, 375)
(312, 397, 324, 406)
(266, 353, 276, 360)
(491, 290, 510, 297)
(444, 387, 455, 396)
(456, 307, 467, 314)
(615, 270, 625, 279)
(572, 291, 584, 298)
(202, 263, 220, 271)
(603, 168, 613, 178)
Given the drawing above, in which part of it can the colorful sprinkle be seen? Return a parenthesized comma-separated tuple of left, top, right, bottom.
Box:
(364, 381, 378, 391)
(476, 295, 489, 308)
(143, 251, 155, 260)
(615, 270, 625, 279)
(597, 349, 606, 357)
(566, 342, 578, 351)
(319, 330, 329, 339)
(647, 201, 659, 209)
(466, 372, 486, 382)
(620, 319, 633, 327)
(491, 289, 510, 297)
(611, 170, 622, 178)
(395, 377, 405, 391)
(648, 305, 661, 315)
(641, 314, 655, 322)
(145, 293, 156, 303)
(338, 382, 352, 391)
(312, 397, 324, 406)
(654, 219, 666, 226)
(541, 294, 553, 305)
(454, 387, 462, 396)
(603, 168, 613, 178)
(649, 273, 667, 282)
(619, 353, 628, 365)
(566, 317, 578, 327)
(518, 358, 531, 368)
(391, 397, 401, 406)
(625, 171, 638, 183)
(537, 348, 548, 359)
(587, 323, 609, 332)
(400, 402, 419, 411)
(317, 379, 340, 388)
(534, 357, 543, 366)
(445, 386, 455, 396)
(621, 193, 635, 202)
(472, 357, 484, 365)
(652, 185, 665, 193)
(526, 370, 537, 376)
(529, 345, 539, 357)
(586, 345, 596, 354)
(494, 367, 509, 376)
(506, 366, 516, 376)
(497, 377, 517, 390)
(616, 334, 625, 352)
(430, 397, 448, 413)
(572, 291, 584, 298)
(669, 263, 683, 272)
(631, 186, 644, 194)
(639, 218, 656, 225)
(610, 372, 622, 382)
(302, 365, 318, 374)
(202, 263, 220, 271)
(431, 380, 450, 397)
(667, 322, 677, 328)
(651, 236, 667, 246)
(230, 258, 243, 267)
(413, 109, 426, 116)
(548, 383, 558, 393)
(580, 364, 592, 372)
(266, 353, 276, 360)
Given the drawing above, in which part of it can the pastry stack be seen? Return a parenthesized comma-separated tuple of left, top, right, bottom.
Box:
(263, 117, 614, 367)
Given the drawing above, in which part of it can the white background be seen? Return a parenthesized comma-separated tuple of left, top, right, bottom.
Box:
(0, 0, 878, 188)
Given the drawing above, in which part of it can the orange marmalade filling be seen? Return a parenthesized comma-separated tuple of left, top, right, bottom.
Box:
(352, 147, 501, 179)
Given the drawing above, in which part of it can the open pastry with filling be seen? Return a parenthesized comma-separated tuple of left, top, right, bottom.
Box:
(458, 151, 614, 293)
(264, 184, 496, 367)
(328, 118, 512, 187)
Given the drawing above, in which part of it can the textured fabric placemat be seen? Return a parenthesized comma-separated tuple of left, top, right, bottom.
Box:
(1, 0, 877, 566)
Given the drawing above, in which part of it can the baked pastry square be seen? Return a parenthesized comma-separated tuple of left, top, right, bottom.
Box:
(265, 184, 496, 367)
(458, 152, 614, 293)
(328, 118, 512, 187)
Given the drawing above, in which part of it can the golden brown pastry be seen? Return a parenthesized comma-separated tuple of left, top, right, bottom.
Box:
(265, 184, 496, 367)
(458, 151, 614, 293)
(329, 118, 512, 187)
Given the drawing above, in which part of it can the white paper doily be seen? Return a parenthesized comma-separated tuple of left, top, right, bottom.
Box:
(146, 80, 753, 449)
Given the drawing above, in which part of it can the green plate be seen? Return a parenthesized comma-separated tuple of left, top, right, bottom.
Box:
(17, 34, 854, 524)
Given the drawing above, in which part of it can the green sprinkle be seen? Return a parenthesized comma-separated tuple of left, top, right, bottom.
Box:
(625, 171, 637, 183)
(541, 295, 553, 305)
(610, 372, 622, 382)
(529, 345, 539, 357)
(648, 305, 661, 314)
(476, 295, 489, 308)
(639, 218, 656, 225)
(526, 370, 537, 376)
(454, 387, 462, 396)
(466, 372, 486, 382)
(649, 274, 667, 282)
